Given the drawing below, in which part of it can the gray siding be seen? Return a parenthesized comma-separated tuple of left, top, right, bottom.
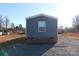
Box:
(26, 16, 57, 39)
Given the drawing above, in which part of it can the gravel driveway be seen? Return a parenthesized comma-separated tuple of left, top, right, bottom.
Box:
(43, 35, 79, 56)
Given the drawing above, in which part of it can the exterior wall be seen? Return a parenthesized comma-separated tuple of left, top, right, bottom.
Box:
(26, 16, 57, 39)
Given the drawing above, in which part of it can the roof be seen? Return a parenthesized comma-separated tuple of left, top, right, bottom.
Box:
(26, 13, 57, 20)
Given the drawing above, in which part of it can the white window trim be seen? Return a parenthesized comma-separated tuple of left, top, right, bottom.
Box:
(38, 21, 46, 32)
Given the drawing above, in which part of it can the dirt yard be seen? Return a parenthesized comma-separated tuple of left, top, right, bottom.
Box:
(0, 32, 79, 44)
(0, 34, 25, 43)
(61, 32, 79, 38)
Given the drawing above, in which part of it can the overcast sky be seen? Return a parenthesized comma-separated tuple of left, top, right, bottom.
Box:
(0, 2, 79, 28)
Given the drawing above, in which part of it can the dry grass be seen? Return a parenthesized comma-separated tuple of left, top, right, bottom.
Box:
(59, 32, 79, 40)
(61, 32, 79, 38)
(0, 34, 25, 43)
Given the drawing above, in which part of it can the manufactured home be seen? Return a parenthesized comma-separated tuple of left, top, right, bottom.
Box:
(26, 14, 57, 43)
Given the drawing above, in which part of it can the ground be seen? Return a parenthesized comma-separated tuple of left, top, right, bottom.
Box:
(43, 34, 79, 56)
(0, 33, 79, 56)
(61, 32, 79, 39)
(0, 34, 25, 43)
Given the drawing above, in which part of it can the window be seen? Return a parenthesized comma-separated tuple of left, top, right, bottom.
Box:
(38, 21, 46, 32)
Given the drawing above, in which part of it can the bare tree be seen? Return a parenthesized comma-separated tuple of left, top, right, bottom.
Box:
(72, 15, 79, 32)
(5, 16, 9, 33)
(0, 15, 3, 31)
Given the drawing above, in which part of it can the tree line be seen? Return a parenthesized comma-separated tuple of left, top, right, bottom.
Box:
(0, 15, 25, 35)
(58, 15, 79, 33)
